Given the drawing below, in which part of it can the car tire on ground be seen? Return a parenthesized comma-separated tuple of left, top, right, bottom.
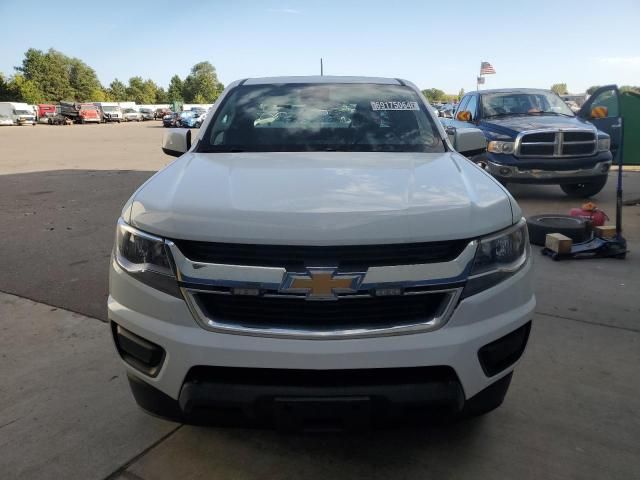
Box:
(526, 214, 591, 246)
(560, 177, 608, 198)
(461, 372, 513, 417)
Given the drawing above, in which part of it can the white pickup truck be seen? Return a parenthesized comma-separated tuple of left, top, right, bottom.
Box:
(109, 76, 534, 430)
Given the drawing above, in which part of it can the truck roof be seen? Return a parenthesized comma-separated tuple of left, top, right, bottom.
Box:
(476, 88, 553, 95)
(242, 76, 405, 85)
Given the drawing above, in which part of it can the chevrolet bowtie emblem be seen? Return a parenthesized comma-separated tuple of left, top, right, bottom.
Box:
(280, 268, 365, 300)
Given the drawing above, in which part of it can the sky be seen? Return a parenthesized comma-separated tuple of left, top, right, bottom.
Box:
(1, 0, 639, 94)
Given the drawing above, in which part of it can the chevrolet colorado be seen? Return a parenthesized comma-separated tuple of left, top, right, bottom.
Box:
(109, 76, 535, 429)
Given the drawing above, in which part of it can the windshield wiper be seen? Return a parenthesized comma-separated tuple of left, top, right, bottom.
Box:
(484, 112, 528, 119)
(526, 111, 574, 117)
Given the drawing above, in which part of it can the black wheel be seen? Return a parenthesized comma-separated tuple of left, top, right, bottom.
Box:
(560, 177, 608, 198)
(462, 372, 513, 417)
(526, 214, 591, 246)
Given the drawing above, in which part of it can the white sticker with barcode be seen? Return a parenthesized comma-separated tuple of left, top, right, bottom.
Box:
(370, 101, 419, 111)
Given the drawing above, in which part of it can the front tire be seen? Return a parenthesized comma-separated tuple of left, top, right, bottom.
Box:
(462, 372, 513, 417)
(560, 177, 607, 198)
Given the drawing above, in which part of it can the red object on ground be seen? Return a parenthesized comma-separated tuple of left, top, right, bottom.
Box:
(569, 202, 608, 226)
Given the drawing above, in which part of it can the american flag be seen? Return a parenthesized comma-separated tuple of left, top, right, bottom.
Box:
(480, 61, 496, 75)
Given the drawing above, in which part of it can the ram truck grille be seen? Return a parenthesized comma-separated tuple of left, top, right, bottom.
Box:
(517, 130, 596, 158)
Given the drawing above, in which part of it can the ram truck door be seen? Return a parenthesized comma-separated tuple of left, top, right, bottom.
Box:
(578, 85, 621, 156)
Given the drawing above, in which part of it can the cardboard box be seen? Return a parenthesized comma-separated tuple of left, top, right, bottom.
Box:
(595, 226, 616, 238)
(545, 233, 573, 254)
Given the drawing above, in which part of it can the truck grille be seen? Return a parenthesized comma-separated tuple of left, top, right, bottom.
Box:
(517, 130, 596, 158)
(172, 239, 469, 269)
(192, 290, 454, 334)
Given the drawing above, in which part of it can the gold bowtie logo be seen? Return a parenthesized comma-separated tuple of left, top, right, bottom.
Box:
(280, 269, 364, 300)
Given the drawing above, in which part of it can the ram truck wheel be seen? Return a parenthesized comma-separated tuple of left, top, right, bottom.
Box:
(560, 177, 608, 198)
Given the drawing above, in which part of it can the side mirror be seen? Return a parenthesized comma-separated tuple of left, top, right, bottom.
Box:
(590, 106, 608, 119)
(455, 110, 472, 122)
(162, 128, 192, 157)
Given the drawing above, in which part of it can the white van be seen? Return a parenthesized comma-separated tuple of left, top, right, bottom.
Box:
(0, 102, 36, 125)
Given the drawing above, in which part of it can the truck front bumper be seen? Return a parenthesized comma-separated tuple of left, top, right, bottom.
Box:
(108, 253, 535, 422)
(485, 151, 612, 184)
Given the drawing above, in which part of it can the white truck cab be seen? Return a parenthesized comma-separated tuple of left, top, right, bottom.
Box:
(109, 76, 534, 430)
(94, 102, 123, 123)
(0, 102, 36, 125)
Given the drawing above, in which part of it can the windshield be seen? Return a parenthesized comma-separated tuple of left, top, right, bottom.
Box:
(15, 110, 32, 115)
(102, 106, 118, 112)
(200, 83, 445, 153)
(80, 105, 98, 111)
(481, 91, 574, 118)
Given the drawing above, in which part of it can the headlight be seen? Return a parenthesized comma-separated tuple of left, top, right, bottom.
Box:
(114, 218, 181, 297)
(463, 218, 529, 298)
(597, 137, 610, 152)
(487, 141, 515, 154)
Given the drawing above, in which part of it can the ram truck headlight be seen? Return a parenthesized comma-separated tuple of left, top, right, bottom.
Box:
(597, 137, 610, 152)
(463, 218, 529, 298)
(487, 141, 515, 154)
(114, 218, 181, 297)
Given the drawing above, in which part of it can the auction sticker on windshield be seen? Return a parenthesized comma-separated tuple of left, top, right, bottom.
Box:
(370, 101, 419, 111)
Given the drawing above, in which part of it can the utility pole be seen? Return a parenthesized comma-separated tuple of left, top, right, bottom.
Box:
(320, 58, 323, 76)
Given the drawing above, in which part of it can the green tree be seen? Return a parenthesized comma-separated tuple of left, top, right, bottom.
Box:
(0, 73, 9, 100)
(421, 88, 447, 103)
(167, 75, 184, 103)
(16, 48, 76, 101)
(69, 58, 103, 101)
(620, 85, 640, 93)
(586, 85, 600, 95)
(2, 74, 43, 103)
(108, 79, 127, 100)
(142, 79, 161, 104)
(126, 76, 146, 103)
(551, 83, 568, 95)
(155, 87, 169, 103)
(182, 62, 223, 103)
(458, 88, 465, 101)
(125, 77, 160, 104)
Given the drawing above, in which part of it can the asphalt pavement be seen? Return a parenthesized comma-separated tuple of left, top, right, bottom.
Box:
(0, 123, 638, 479)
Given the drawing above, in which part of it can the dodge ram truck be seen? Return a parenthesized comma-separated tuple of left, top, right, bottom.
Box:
(454, 88, 614, 197)
(109, 76, 535, 430)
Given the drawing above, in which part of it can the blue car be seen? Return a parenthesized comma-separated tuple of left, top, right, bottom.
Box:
(453, 87, 617, 197)
(177, 111, 202, 128)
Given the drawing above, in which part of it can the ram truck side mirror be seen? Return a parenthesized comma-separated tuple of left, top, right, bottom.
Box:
(162, 129, 192, 157)
(455, 110, 472, 122)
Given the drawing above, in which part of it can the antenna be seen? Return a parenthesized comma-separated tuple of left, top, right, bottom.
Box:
(320, 58, 323, 76)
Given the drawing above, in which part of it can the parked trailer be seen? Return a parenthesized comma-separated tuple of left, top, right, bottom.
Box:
(0, 102, 36, 125)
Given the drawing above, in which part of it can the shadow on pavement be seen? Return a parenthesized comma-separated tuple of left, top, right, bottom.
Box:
(0, 169, 155, 320)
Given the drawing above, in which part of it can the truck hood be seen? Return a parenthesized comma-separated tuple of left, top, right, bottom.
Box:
(480, 115, 597, 138)
(128, 151, 517, 245)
